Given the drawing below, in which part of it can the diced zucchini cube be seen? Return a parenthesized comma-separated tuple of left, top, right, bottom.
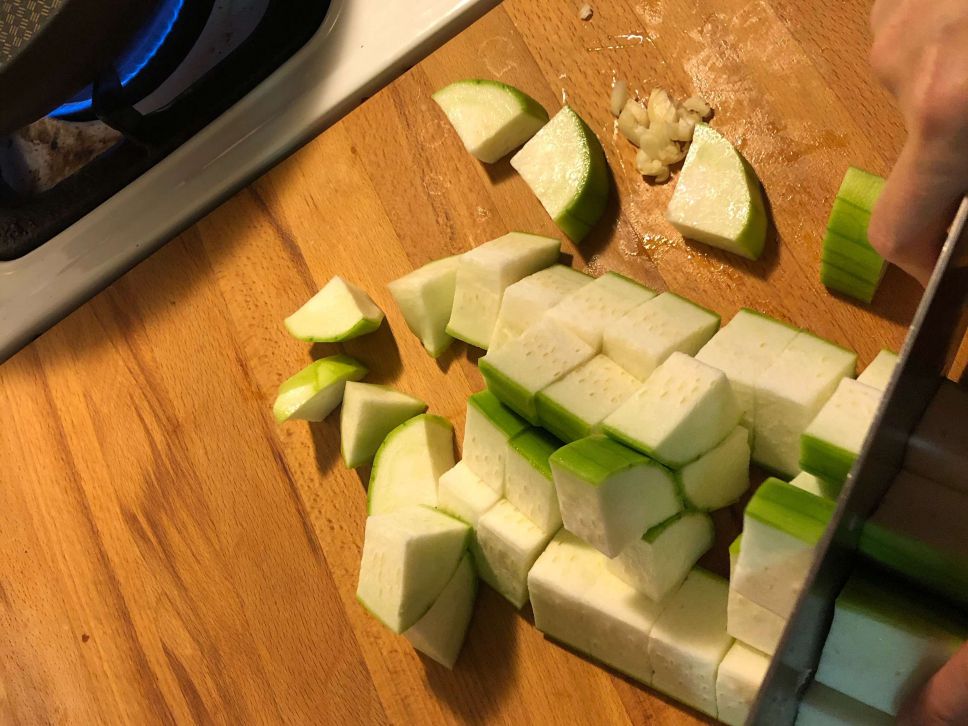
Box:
(727, 588, 786, 657)
(835, 166, 886, 212)
(284, 276, 384, 342)
(716, 642, 771, 726)
(856, 349, 898, 391)
(446, 232, 560, 349)
(437, 462, 501, 528)
(490, 265, 592, 350)
(527, 530, 662, 684)
(341, 382, 428, 469)
(388, 255, 461, 358)
(475, 499, 556, 608)
(695, 308, 799, 431)
(505, 428, 563, 532)
(545, 271, 656, 350)
(431, 79, 548, 163)
(551, 436, 681, 557)
(479, 318, 596, 423)
(580, 567, 665, 685)
(462, 390, 529, 494)
(815, 571, 968, 716)
(603, 291, 720, 380)
(789, 471, 841, 500)
(603, 352, 741, 468)
(273, 355, 367, 423)
(528, 530, 606, 653)
(753, 331, 856, 476)
(403, 552, 477, 669)
(536, 354, 641, 442)
(356, 506, 471, 633)
(676, 425, 751, 510)
(648, 568, 734, 718)
(732, 478, 835, 619)
(607, 511, 714, 602)
(727, 534, 787, 656)
(800, 378, 881, 484)
(367, 414, 455, 515)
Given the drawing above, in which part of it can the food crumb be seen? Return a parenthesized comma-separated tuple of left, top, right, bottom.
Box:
(578, 4, 593, 20)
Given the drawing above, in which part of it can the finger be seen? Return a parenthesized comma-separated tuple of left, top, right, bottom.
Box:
(867, 136, 964, 286)
(898, 641, 968, 725)
(870, 0, 900, 33)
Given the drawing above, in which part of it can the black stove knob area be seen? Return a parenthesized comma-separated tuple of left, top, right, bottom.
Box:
(0, 0, 161, 135)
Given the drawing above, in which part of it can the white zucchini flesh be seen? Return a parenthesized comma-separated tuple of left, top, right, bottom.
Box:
(526, 530, 661, 685)
(432, 79, 548, 163)
(436, 462, 501, 528)
(509, 105, 609, 243)
(726, 588, 786, 657)
(367, 414, 454, 515)
(789, 471, 840, 500)
(580, 567, 664, 685)
(695, 308, 799, 431)
(676, 425, 750, 510)
(603, 352, 741, 468)
(527, 529, 606, 653)
(715, 642, 771, 726)
(545, 271, 656, 350)
(387, 255, 461, 358)
(607, 511, 714, 602)
(648, 568, 734, 718)
(403, 552, 477, 669)
(603, 291, 720, 380)
(284, 276, 384, 342)
(273, 355, 367, 423)
(479, 318, 597, 424)
(356, 506, 470, 633)
(800, 378, 881, 483)
(489, 265, 592, 350)
(731, 479, 834, 619)
(535, 354, 641, 442)
(504, 428, 563, 533)
(551, 435, 681, 558)
(446, 232, 560, 349)
(814, 572, 967, 716)
(856, 349, 898, 391)
(666, 123, 767, 261)
(474, 499, 556, 609)
(752, 331, 857, 477)
(462, 390, 529, 494)
(340, 382, 427, 468)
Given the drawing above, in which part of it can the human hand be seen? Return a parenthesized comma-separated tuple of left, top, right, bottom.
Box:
(898, 641, 968, 724)
(867, 0, 968, 285)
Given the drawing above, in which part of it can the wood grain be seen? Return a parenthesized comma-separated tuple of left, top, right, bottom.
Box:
(0, 1, 916, 723)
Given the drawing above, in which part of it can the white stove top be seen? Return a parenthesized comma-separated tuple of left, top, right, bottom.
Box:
(0, 0, 496, 361)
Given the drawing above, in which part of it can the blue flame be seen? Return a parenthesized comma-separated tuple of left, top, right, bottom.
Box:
(50, 0, 186, 117)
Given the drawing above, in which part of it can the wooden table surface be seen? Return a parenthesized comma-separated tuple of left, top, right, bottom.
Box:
(1, 0, 921, 723)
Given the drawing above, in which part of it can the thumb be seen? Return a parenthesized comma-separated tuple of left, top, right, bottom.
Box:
(898, 641, 968, 725)
(868, 135, 965, 286)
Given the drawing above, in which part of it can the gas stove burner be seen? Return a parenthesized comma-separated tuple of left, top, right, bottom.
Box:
(51, 0, 196, 118)
(0, 0, 330, 261)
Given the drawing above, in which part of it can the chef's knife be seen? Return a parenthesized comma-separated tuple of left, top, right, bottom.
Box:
(750, 196, 968, 725)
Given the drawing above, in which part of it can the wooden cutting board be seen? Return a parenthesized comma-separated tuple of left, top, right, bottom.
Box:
(0, 0, 919, 723)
